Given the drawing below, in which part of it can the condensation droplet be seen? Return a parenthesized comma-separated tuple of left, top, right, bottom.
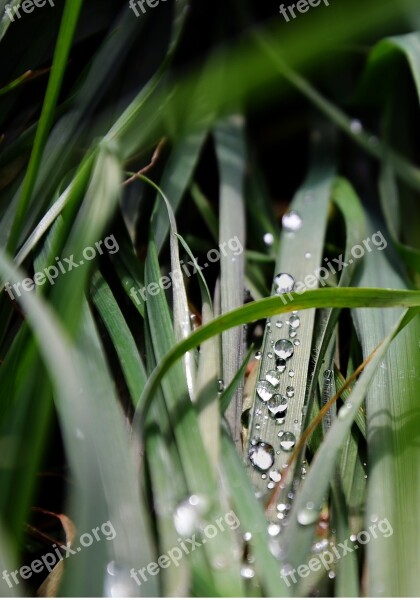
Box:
(255, 351, 262, 360)
(263, 233, 274, 247)
(286, 386, 295, 398)
(305, 252, 312, 259)
(282, 210, 303, 232)
(276, 320, 283, 328)
(288, 370, 295, 378)
(267, 395, 288, 419)
(256, 380, 276, 402)
(269, 469, 282, 483)
(273, 273, 295, 295)
(276, 358, 286, 373)
(249, 441, 275, 472)
(294, 339, 300, 346)
(350, 119, 363, 134)
(265, 370, 281, 387)
(278, 431, 296, 452)
(274, 339, 294, 360)
(289, 315, 300, 329)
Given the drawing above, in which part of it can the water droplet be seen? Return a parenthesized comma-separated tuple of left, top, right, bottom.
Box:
(276, 320, 283, 328)
(249, 441, 275, 472)
(371, 514, 378, 523)
(278, 431, 296, 452)
(267, 395, 288, 419)
(265, 370, 281, 387)
(350, 534, 357, 542)
(217, 379, 225, 394)
(256, 380, 276, 402)
(268, 523, 281, 536)
(261, 473, 267, 479)
(294, 339, 300, 346)
(276, 358, 286, 373)
(282, 210, 303, 232)
(350, 119, 363, 134)
(104, 562, 139, 597)
(273, 273, 295, 294)
(263, 233, 274, 247)
(289, 315, 300, 328)
(305, 252, 312, 259)
(243, 532, 252, 542)
(269, 469, 282, 483)
(277, 503, 287, 512)
(288, 370, 295, 378)
(338, 402, 352, 420)
(174, 495, 209, 536)
(255, 351, 262, 360)
(267, 352, 273, 359)
(274, 339, 294, 360)
(241, 566, 255, 579)
(286, 386, 295, 398)
(328, 570, 336, 579)
(289, 329, 297, 339)
(297, 503, 319, 526)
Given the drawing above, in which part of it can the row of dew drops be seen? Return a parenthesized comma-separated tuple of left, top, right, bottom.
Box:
(248, 204, 306, 487)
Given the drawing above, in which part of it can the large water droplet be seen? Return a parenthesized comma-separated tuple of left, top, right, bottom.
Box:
(273, 273, 295, 294)
(278, 431, 296, 452)
(265, 370, 281, 387)
(282, 210, 303, 232)
(297, 503, 319, 526)
(274, 339, 294, 360)
(174, 495, 209, 536)
(276, 358, 286, 373)
(249, 441, 275, 472)
(256, 380, 276, 402)
(267, 395, 288, 419)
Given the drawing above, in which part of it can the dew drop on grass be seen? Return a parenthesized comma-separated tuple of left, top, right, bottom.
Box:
(267, 352, 273, 359)
(274, 339, 294, 360)
(267, 395, 288, 419)
(248, 441, 275, 472)
(338, 402, 352, 420)
(288, 370, 295, 378)
(282, 210, 303, 232)
(350, 119, 363, 134)
(289, 329, 297, 339)
(276, 358, 286, 373)
(278, 431, 296, 451)
(263, 232, 274, 247)
(276, 320, 283, 328)
(174, 495, 209, 536)
(294, 339, 300, 346)
(268, 523, 281, 536)
(104, 562, 139, 597)
(305, 251, 312, 259)
(241, 566, 255, 579)
(269, 469, 282, 483)
(286, 386, 295, 398)
(255, 350, 262, 360)
(273, 273, 295, 294)
(265, 370, 281, 387)
(217, 379, 224, 394)
(256, 380, 276, 402)
(297, 502, 319, 526)
(289, 315, 300, 328)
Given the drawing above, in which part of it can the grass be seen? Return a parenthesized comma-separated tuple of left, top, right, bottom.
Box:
(0, 0, 419, 596)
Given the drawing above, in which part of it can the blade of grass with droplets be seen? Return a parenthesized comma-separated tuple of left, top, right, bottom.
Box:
(278, 306, 418, 585)
(221, 430, 291, 598)
(139, 235, 245, 596)
(352, 223, 420, 597)
(245, 132, 335, 504)
(214, 116, 246, 448)
(137, 287, 420, 425)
